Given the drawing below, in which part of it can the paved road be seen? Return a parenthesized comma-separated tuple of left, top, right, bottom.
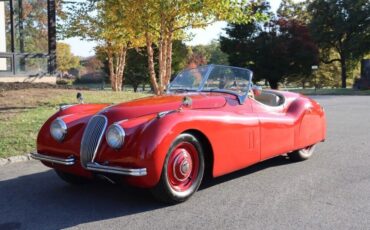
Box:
(1, 96, 370, 230)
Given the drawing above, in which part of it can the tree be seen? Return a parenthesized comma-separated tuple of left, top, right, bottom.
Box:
(112, 0, 267, 95)
(63, 0, 144, 91)
(190, 41, 229, 65)
(220, 2, 318, 89)
(56, 42, 80, 74)
(125, 48, 150, 92)
(277, 19, 319, 88)
(84, 56, 104, 79)
(277, 0, 310, 23)
(171, 40, 190, 74)
(307, 0, 370, 88)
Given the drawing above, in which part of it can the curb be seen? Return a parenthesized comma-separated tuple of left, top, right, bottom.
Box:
(0, 153, 32, 166)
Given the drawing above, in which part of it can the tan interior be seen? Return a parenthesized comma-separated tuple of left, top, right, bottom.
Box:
(254, 92, 283, 107)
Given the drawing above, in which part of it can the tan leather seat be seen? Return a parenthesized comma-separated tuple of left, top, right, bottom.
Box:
(255, 92, 281, 106)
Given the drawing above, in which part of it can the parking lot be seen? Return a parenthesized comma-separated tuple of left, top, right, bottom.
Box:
(1, 96, 370, 230)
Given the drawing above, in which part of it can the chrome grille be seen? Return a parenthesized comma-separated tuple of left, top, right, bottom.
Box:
(80, 115, 108, 167)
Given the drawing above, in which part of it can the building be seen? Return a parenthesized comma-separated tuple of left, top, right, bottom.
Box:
(0, 0, 56, 83)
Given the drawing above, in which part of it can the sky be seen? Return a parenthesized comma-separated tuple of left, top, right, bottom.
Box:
(62, 0, 282, 57)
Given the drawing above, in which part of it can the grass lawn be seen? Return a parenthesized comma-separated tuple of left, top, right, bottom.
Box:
(0, 89, 149, 158)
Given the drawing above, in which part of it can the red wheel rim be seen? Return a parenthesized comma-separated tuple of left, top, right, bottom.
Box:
(167, 142, 199, 192)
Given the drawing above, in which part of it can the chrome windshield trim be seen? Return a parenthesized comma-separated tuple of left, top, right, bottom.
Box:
(86, 162, 147, 176)
(31, 152, 75, 166)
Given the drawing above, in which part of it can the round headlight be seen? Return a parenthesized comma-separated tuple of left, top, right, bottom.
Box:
(50, 118, 67, 142)
(106, 124, 125, 149)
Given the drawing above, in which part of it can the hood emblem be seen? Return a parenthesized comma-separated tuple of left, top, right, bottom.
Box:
(181, 96, 192, 108)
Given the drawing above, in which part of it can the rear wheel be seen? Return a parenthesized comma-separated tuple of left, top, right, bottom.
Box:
(55, 170, 89, 185)
(288, 145, 316, 162)
(151, 133, 205, 204)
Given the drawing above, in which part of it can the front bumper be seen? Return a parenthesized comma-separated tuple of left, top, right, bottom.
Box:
(31, 152, 147, 177)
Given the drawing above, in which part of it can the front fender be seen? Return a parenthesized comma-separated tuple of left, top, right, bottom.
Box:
(110, 110, 198, 188)
(37, 104, 110, 158)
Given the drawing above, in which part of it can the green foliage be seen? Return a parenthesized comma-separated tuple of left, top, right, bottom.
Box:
(56, 42, 80, 73)
(172, 41, 190, 74)
(307, 0, 370, 88)
(190, 41, 229, 65)
(61, 0, 267, 94)
(277, 0, 311, 23)
(220, 2, 318, 89)
(125, 48, 150, 92)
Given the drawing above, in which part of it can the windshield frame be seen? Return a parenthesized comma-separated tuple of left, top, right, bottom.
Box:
(167, 64, 253, 104)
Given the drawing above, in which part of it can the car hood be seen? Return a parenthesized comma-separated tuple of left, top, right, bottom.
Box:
(98, 93, 227, 120)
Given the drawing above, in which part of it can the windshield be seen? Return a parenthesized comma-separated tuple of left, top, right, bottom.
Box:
(169, 65, 209, 91)
(168, 65, 253, 100)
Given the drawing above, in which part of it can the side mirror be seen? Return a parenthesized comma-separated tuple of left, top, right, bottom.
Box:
(252, 85, 262, 96)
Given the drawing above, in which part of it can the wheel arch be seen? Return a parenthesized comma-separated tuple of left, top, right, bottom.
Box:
(182, 129, 214, 179)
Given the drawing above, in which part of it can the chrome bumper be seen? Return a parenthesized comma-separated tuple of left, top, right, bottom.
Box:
(31, 152, 75, 166)
(31, 152, 147, 176)
(86, 162, 147, 176)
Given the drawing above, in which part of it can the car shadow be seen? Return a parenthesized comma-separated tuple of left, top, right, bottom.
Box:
(200, 155, 291, 190)
(0, 155, 292, 229)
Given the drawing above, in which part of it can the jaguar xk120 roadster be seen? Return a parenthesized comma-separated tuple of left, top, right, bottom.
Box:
(32, 65, 326, 203)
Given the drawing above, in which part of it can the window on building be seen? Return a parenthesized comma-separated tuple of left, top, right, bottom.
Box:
(0, 0, 55, 76)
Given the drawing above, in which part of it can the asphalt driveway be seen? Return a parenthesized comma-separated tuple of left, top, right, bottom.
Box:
(1, 96, 370, 230)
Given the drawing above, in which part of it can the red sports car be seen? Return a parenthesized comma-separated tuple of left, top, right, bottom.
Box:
(32, 65, 326, 203)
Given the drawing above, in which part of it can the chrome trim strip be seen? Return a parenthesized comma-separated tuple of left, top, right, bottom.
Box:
(31, 152, 75, 166)
(157, 110, 177, 118)
(86, 162, 147, 176)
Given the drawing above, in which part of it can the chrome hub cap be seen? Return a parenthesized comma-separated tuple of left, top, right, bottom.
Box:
(173, 150, 193, 182)
(167, 141, 199, 192)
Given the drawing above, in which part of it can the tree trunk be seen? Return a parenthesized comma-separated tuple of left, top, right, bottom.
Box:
(269, 80, 279, 89)
(116, 46, 127, 92)
(145, 33, 160, 95)
(158, 24, 164, 93)
(302, 79, 306, 89)
(133, 84, 138, 92)
(340, 57, 347, 88)
(161, 36, 167, 92)
(107, 43, 127, 92)
(164, 31, 173, 87)
(107, 47, 117, 91)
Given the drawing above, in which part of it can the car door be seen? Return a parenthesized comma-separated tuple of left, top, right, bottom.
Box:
(210, 97, 261, 177)
(251, 98, 295, 161)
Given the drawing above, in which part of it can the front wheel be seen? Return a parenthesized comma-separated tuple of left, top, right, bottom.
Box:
(288, 145, 316, 162)
(151, 133, 205, 204)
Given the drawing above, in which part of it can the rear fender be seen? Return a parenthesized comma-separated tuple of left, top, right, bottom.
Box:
(287, 97, 325, 148)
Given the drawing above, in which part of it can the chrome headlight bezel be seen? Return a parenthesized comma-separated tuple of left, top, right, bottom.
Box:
(50, 118, 67, 142)
(106, 124, 125, 149)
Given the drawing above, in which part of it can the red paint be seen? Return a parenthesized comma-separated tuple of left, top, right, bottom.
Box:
(36, 90, 326, 188)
